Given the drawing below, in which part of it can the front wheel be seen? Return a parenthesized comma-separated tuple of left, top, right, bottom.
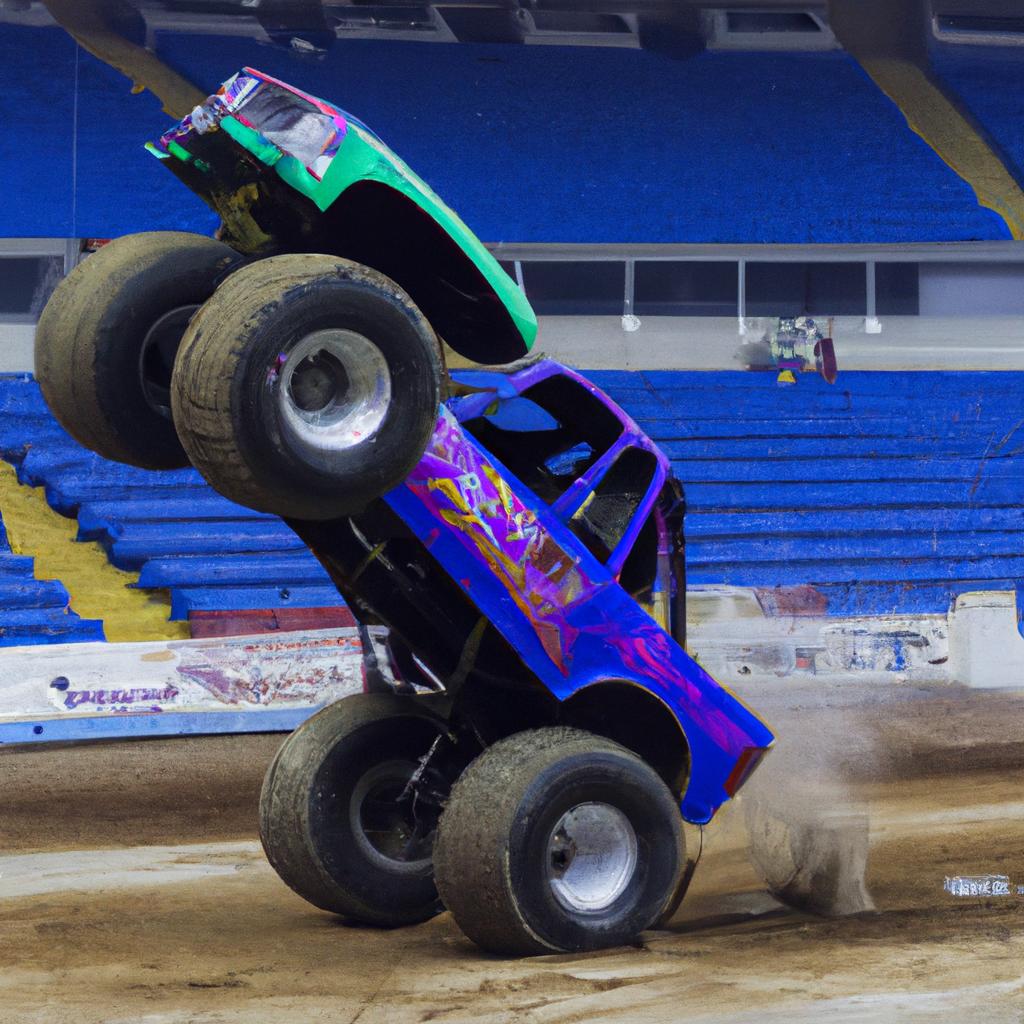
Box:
(433, 728, 686, 955)
(172, 254, 442, 520)
(258, 692, 453, 927)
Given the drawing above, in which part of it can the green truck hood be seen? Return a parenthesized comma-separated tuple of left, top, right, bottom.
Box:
(149, 67, 537, 363)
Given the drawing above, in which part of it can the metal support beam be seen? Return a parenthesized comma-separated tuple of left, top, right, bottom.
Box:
(866, 258, 882, 333)
(622, 258, 640, 331)
(737, 258, 747, 335)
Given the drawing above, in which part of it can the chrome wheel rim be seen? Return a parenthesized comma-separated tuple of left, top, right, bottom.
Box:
(546, 802, 638, 914)
(277, 329, 391, 466)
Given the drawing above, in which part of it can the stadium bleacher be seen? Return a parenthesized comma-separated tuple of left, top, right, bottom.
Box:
(589, 369, 1024, 616)
(4, 24, 1010, 243)
(931, 45, 1024, 191)
(0, 530, 102, 646)
(0, 368, 1021, 643)
(3, 24, 1023, 646)
(0, 382, 105, 645)
(0, 376, 337, 628)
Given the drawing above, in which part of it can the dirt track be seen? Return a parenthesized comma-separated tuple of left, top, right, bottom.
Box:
(2, 684, 1023, 1023)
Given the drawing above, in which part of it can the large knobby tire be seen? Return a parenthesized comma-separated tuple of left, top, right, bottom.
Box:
(433, 728, 685, 955)
(34, 231, 240, 469)
(172, 254, 442, 520)
(258, 691, 450, 927)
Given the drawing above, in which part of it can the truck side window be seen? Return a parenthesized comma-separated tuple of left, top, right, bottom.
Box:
(520, 375, 622, 455)
(568, 447, 658, 564)
(462, 398, 595, 503)
(461, 372, 628, 505)
(615, 483, 679, 632)
(618, 509, 658, 602)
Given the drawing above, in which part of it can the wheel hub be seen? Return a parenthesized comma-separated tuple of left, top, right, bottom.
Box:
(290, 350, 350, 413)
(546, 802, 638, 914)
(139, 304, 200, 418)
(277, 329, 391, 458)
(349, 759, 435, 873)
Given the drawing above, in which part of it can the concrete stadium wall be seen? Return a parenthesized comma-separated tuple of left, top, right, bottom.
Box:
(535, 314, 1024, 371)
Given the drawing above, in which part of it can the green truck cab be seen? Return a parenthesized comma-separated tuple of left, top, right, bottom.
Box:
(148, 67, 536, 365)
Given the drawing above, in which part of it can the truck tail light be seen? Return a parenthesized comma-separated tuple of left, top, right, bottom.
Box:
(723, 745, 770, 798)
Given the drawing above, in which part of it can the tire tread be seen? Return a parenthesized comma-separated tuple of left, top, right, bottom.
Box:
(35, 231, 236, 469)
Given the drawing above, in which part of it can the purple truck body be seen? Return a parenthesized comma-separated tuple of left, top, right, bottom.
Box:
(375, 358, 774, 824)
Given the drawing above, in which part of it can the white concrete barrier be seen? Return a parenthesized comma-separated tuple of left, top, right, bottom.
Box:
(687, 586, 1023, 689)
(0, 627, 373, 744)
(947, 592, 1024, 690)
(1, 590, 1019, 746)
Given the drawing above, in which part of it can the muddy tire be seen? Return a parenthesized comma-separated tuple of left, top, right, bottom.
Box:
(34, 231, 240, 469)
(433, 728, 685, 955)
(259, 692, 450, 927)
(171, 254, 442, 520)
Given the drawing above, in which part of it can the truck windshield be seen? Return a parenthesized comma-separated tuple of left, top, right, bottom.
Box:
(461, 373, 624, 505)
(461, 372, 660, 574)
(237, 82, 343, 176)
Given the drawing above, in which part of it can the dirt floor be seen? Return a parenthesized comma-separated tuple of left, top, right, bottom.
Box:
(2, 683, 1024, 1023)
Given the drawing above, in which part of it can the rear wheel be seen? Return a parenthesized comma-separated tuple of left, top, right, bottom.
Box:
(433, 728, 685, 955)
(259, 691, 453, 927)
(172, 254, 442, 520)
(34, 231, 240, 469)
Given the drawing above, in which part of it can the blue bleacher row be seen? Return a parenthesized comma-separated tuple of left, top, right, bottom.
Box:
(0, 458, 104, 647)
(1, 369, 1023, 647)
(593, 368, 1024, 616)
(931, 45, 1024, 198)
(0, 381, 107, 644)
(4, 23, 1011, 243)
(0, 376, 343, 638)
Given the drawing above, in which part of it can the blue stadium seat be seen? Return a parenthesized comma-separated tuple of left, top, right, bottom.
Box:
(0, 376, 344, 628)
(932, 46, 1024, 190)
(1, 24, 1008, 243)
(0, 421, 105, 645)
(1, 371, 1021, 641)
(587, 368, 1024, 615)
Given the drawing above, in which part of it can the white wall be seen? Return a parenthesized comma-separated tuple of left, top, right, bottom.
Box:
(531, 314, 1024, 370)
(0, 324, 36, 374)
(9, 315, 1024, 375)
(919, 263, 1024, 317)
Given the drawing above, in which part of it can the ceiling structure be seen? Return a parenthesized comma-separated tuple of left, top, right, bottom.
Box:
(0, 0, 824, 54)
(1, 1, 1019, 57)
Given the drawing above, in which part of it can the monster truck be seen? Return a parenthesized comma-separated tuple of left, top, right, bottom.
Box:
(34, 68, 774, 955)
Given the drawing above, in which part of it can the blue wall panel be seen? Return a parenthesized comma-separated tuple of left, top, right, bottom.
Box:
(0, 25, 217, 238)
(0, 25, 76, 237)
(73, 45, 220, 239)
